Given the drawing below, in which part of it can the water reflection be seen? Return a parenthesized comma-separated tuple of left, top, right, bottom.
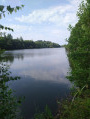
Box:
(3, 52, 24, 63)
(4, 48, 71, 119)
(4, 48, 62, 62)
(4, 48, 70, 83)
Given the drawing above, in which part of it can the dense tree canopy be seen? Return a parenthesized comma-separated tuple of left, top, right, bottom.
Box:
(67, 0, 90, 88)
(0, 34, 60, 50)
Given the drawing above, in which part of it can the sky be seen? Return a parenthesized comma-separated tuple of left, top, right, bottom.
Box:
(0, 0, 82, 45)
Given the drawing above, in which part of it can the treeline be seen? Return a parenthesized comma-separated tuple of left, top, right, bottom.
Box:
(0, 34, 60, 50)
(66, 0, 90, 88)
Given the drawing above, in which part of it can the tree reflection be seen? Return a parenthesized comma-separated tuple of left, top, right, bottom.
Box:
(0, 51, 23, 119)
(0, 51, 24, 64)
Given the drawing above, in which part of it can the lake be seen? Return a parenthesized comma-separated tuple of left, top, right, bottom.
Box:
(3, 48, 71, 119)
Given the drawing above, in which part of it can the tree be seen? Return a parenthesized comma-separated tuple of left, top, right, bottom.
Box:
(67, 0, 90, 88)
(0, 3, 24, 49)
(0, 3, 24, 119)
(0, 4, 24, 31)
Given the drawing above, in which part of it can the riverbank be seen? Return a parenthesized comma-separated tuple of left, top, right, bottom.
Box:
(34, 86, 90, 119)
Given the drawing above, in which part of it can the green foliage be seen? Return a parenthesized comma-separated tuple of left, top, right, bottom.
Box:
(67, 0, 90, 88)
(0, 4, 24, 31)
(34, 105, 54, 119)
(0, 34, 60, 50)
(0, 52, 23, 119)
(57, 1, 90, 119)
(0, 2, 24, 119)
(56, 90, 90, 119)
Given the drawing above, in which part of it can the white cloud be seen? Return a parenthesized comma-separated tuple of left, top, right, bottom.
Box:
(1, 24, 32, 39)
(15, 0, 80, 26)
(15, 6, 70, 25)
(3, 0, 82, 45)
(7, 24, 32, 33)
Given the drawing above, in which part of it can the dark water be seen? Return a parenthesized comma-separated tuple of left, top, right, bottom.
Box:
(4, 48, 71, 119)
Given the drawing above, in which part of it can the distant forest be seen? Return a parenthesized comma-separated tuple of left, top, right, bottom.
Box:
(0, 34, 60, 50)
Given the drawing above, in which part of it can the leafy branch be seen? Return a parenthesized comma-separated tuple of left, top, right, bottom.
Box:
(0, 4, 24, 31)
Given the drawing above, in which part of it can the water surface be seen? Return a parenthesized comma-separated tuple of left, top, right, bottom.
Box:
(4, 48, 71, 119)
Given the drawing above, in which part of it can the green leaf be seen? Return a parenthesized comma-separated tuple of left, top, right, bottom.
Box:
(7, 6, 14, 14)
(3, 14, 5, 17)
(0, 5, 4, 12)
(0, 25, 4, 29)
(15, 8, 17, 13)
(5, 27, 7, 30)
(10, 28, 14, 32)
(21, 5, 24, 7)
(7, 5, 11, 12)
(10, 8, 14, 14)
(16, 6, 20, 10)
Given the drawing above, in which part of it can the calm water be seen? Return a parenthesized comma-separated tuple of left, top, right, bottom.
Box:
(4, 48, 71, 119)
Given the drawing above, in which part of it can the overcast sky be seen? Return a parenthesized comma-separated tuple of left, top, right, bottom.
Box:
(0, 0, 82, 45)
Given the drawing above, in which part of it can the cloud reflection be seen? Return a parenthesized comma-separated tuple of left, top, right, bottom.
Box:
(5, 48, 71, 86)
